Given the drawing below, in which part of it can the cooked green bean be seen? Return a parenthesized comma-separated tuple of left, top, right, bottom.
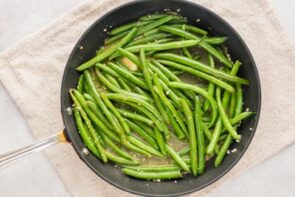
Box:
(214, 134, 232, 167)
(73, 108, 99, 157)
(122, 168, 182, 180)
(77, 75, 84, 93)
(125, 40, 200, 53)
(155, 53, 248, 85)
(127, 33, 170, 47)
(235, 84, 243, 116)
(178, 146, 190, 156)
(166, 144, 190, 172)
(133, 120, 156, 139)
(137, 15, 174, 35)
(110, 21, 149, 36)
(125, 119, 158, 149)
(158, 26, 232, 67)
(194, 96, 205, 174)
(204, 53, 215, 111)
(180, 99, 197, 176)
(105, 31, 127, 44)
(158, 60, 235, 92)
(167, 110, 186, 139)
(124, 164, 180, 172)
(186, 25, 208, 35)
(70, 91, 107, 162)
(77, 27, 138, 71)
(128, 135, 163, 157)
(95, 63, 119, 77)
(168, 82, 217, 128)
(100, 93, 130, 135)
(108, 62, 148, 90)
(84, 70, 127, 142)
(204, 37, 228, 45)
(105, 73, 121, 88)
(153, 76, 188, 135)
(182, 47, 192, 59)
(216, 87, 241, 140)
(140, 48, 170, 125)
(105, 151, 139, 166)
(118, 108, 153, 126)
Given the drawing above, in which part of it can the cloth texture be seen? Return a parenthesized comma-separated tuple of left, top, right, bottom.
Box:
(0, 0, 294, 196)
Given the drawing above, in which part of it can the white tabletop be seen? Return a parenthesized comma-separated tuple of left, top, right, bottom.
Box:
(0, 0, 294, 196)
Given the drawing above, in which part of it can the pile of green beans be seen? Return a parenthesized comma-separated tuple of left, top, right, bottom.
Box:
(72, 12, 255, 181)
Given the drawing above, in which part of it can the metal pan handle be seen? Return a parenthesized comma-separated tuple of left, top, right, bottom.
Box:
(0, 131, 68, 170)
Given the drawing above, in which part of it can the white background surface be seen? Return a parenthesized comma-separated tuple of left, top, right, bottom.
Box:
(0, 0, 294, 196)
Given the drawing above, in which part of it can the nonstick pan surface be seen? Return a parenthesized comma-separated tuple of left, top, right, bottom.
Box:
(61, 0, 261, 196)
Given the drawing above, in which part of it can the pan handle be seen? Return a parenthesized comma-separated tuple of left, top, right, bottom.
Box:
(0, 131, 68, 170)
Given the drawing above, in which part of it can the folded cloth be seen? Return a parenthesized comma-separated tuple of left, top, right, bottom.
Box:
(0, 0, 295, 196)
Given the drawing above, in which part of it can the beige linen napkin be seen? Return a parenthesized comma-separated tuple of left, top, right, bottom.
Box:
(0, 0, 295, 196)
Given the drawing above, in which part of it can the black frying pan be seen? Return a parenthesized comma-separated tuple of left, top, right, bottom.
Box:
(0, 0, 261, 196)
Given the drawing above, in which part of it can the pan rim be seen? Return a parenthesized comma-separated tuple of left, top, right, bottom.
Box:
(60, 0, 261, 196)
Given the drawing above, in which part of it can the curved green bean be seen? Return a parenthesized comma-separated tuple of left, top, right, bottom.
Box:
(122, 168, 182, 180)
(166, 144, 190, 172)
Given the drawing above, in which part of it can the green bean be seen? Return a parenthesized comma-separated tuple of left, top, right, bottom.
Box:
(167, 18, 188, 25)
(178, 146, 190, 156)
(124, 141, 151, 157)
(214, 134, 232, 167)
(127, 33, 170, 47)
(158, 79, 181, 105)
(100, 93, 130, 135)
(83, 78, 91, 94)
(137, 15, 174, 35)
(125, 102, 167, 136)
(84, 70, 127, 142)
(73, 108, 99, 157)
(229, 93, 236, 118)
(83, 93, 95, 103)
(186, 25, 208, 35)
(95, 63, 119, 77)
(166, 144, 190, 172)
(77, 27, 138, 71)
(194, 96, 205, 174)
(172, 70, 184, 76)
(110, 21, 149, 36)
(105, 73, 120, 88)
(204, 53, 215, 111)
(167, 110, 186, 139)
(158, 60, 235, 92)
(105, 151, 139, 166)
(122, 168, 182, 180)
(125, 40, 200, 53)
(105, 31, 127, 44)
(133, 87, 151, 98)
(231, 111, 255, 125)
(86, 101, 113, 130)
(158, 26, 232, 67)
(117, 48, 142, 68)
(128, 135, 163, 157)
(139, 14, 174, 21)
(216, 87, 240, 140)
(101, 132, 136, 162)
(133, 120, 156, 139)
(154, 127, 167, 155)
(140, 48, 170, 125)
(70, 91, 107, 162)
(168, 82, 217, 128)
(117, 78, 131, 92)
(77, 75, 84, 93)
(108, 62, 148, 90)
(124, 164, 179, 172)
(125, 119, 158, 150)
(148, 62, 170, 83)
(203, 125, 212, 141)
(153, 76, 188, 135)
(151, 59, 180, 82)
(118, 108, 153, 126)
(180, 99, 197, 176)
(204, 37, 228, 45)
(182, 47, 192, 59)
(95, 69, 148, 100)
(155, 53, 248, 85)
(235, 84, 243, 116)
(142, 28, 160, 36)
